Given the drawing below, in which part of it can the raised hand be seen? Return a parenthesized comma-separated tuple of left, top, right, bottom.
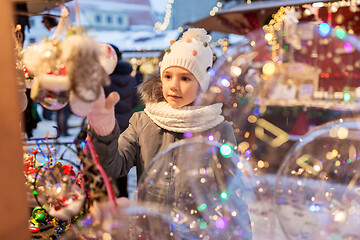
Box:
(87, 88, 120, 136)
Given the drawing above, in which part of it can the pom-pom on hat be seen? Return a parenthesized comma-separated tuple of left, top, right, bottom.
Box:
(160, 28, 213, 91)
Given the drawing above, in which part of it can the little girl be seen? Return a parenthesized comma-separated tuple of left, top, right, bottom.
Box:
(88, 28, 236, 181)
(88, 28, 251, 238)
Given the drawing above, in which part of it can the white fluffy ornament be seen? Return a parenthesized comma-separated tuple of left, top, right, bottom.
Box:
(181, 28, 212, 43)
(61, 35, 110, 104)
(21, 40, 61, 76)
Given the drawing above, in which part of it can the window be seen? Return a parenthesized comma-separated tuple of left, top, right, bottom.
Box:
(117, 17, 123, 25)
(29, 38, 36, 43)
(106, 16, 113, 24)
(95, 15, 102, 23)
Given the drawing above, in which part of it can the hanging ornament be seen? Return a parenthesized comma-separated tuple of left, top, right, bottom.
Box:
(19, 90, 28, 112)
(22, 5, 112, 117)
(21, 40, 62, 77)
(98, 43, 118, 75)
(35, 163, 84, 220)
(61, 34, 110, 117)
(30, 67, 70, 110)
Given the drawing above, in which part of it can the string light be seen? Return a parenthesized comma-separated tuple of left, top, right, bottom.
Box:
(263, 0, 360, 62)
(209, 1, 223, 16)
(154, 0, 174, 32)
(263, 6, 290, 62)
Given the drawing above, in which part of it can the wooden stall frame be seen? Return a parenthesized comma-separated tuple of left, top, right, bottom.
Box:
(0, 0, 30, 239)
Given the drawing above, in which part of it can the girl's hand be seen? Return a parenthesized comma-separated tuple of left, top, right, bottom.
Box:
(87, 88, 120, 136)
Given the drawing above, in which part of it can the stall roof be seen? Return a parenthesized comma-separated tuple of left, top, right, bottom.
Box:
(89, 29, 181, 57)
(186, 0, 339, 35)
(13, 0, 72, 14)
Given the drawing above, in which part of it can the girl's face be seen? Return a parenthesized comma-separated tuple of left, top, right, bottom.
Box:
(162, 66, 200, 109)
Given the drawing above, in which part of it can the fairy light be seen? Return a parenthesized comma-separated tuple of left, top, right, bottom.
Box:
(262, 62, 276, 75)
(335, 28, 347, 39)
(319, 22, 331, 37)
(263, 6, 290, 62)
(220, 144, 233, 158)
(263, 0, 360, 62)
(154, 0, 174, 32)
(312, 2, 325, 8)
(220, 191, 228, 199)
(209, 1, 222, 16)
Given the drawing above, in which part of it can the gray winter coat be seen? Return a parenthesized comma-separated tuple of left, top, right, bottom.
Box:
(89, 72, 236, 181)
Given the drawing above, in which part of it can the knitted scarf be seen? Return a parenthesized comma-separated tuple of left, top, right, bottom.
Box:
(144, 101, 224, 133)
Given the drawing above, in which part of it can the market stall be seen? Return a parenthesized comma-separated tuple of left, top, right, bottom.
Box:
(5, 0, 360, 239)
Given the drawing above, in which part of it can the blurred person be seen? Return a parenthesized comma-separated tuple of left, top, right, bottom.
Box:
(23, 89, 41, 138)
(56, 104, 71, 136)
(103, 44, 139, 198)
(135, 65, 144, 85)
(42, 106, 53, 120)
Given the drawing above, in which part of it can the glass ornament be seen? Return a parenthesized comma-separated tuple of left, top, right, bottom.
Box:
(136, 138, 253, 239)
(19, 90, 28, 112)
(193, 22, 360, 239)
(196, 21, 360, 174)
(39, 89, 69, 110)
(62, 201, 207, 240)
(21, 40, 61, 76)
(35, 163, 84, 220)
(99, 42, 118, 75)
(274, 118, 360, 239)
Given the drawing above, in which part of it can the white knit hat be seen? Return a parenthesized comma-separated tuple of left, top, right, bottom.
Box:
(160, 28, 213, 92)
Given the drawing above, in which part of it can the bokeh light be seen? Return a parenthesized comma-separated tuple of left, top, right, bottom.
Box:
(319, 23, 331, 37)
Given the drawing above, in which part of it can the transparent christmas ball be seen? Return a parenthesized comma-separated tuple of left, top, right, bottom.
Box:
(19, 90, 28, 112)
(21, 40, 61, 76)
(238, 154, 276, 240)
(274, 118, 360, 239)
(136, 138, 253, 239)
(99, 42, 118, 75)
(62, 200, 206, 240)
(194, 21, 360, 239)
(40, 89, 69, 110)
(35, 163, 84, 220)
(197, 21, 360, 175)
